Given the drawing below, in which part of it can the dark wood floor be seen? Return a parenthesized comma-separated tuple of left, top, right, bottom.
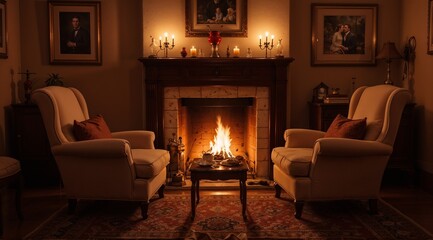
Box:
(2, 181, 433, 239)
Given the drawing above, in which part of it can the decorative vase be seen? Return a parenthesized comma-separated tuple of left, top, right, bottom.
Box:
(275, 39, 284, 58)
(208, 31, 222, 58)
(181, 47, 187, 58)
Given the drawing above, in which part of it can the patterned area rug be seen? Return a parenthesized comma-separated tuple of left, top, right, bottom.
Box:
(25, 192, 432, 239)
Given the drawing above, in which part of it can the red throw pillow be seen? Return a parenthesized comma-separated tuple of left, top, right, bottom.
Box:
(324, 114, 367, 139)
(73, 114, 112, 141)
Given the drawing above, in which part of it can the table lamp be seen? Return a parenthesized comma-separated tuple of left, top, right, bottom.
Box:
(376, 42, 402, 85)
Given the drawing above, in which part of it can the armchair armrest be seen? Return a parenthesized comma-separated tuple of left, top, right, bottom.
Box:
(111, 131, 155, 149)
(284, 129, 325, 148)
(52, 138, 131, 158)
(314, 138, 393, 157)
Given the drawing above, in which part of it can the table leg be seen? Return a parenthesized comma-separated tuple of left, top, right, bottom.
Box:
(191, 179, 196, 220)
(240, 179, 247, 220)
(196, 180, 200, 204)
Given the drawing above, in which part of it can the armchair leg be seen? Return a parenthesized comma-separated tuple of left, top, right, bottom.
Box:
(294, 201, 304, 219)
(274, 182, 282, 198)
(368, 199, 378, 214)
(158, 184, 165, 199)
(68, 199, 77, 214)
(141, 201, 149, 220)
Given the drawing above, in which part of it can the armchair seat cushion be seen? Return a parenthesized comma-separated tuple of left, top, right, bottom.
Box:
(133, 149, 170, 179)
(271, 147, 312, 177)
(0, 157, 21, 178)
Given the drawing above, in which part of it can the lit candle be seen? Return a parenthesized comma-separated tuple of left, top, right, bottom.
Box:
(190, 46, 197, 57)
(265, 32, 268, 44)
(233, 46, 240, 57)
(164, 32, 168, 43)
(172, 34, 175, 45)
(259, 35, 262, 46)
(271, 35, 274, 45)
(159, 36, 162, 47)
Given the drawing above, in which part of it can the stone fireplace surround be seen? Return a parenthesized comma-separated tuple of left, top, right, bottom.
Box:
(139, 58, 293, 179)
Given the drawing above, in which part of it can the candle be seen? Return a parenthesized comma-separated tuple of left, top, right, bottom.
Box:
(164, 32, 168, 43)
(271, 35, 274, 46)
(172, 34, 175, 45)
(259, 35, 262, 46)
(159, 36, 162, 47)
(190, 46, 197, 57)
(233, 46, 240, 57)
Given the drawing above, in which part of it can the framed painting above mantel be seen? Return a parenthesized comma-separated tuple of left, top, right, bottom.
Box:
(311, 4, 378, 66)
(185, 0, 247, 37)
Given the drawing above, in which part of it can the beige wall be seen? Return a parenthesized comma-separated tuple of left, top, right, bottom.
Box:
(7, 0, 432, 174)
(401, 0, 433, 174)
(289, 0, 402, 129)
(0, 0, 21, 155)
(19, 0, 143, 132)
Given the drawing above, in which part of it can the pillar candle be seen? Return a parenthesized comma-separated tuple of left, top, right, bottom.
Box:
(233, 46, 240, 57)
(190, 46, 197, 57)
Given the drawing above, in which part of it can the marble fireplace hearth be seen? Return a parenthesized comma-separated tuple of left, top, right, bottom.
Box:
(139, 58, 293, 179)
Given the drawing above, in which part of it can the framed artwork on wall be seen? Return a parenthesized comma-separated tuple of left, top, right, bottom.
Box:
(428, 0, 433, 54)
(0, 0, 7, 59)
(311, 4, 378, 66)
(185, 0, 247, 37)
(48, 1, 101, 65)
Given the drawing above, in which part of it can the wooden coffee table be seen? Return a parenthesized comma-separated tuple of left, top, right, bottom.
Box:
(189, 160, 249, 220)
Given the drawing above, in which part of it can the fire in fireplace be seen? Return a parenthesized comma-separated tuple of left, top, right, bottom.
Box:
(208, 115, 235, 159)
(178, 97, 256, 177)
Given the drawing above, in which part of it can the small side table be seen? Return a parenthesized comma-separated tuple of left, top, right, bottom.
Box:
(189, 161, 248, 220)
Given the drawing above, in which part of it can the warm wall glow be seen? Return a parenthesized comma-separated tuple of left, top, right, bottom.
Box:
(209, 115, 234, 159)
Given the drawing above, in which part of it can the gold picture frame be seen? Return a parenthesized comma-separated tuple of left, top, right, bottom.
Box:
(311, 4, 378, 66)
(428, 0, 433, 54)
(0, 0, 7, 59)
(185, 0, 247, 37)
(49, 1, 101, 65)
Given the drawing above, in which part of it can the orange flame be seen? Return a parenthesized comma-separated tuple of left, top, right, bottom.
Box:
(209, 116, 234, 158)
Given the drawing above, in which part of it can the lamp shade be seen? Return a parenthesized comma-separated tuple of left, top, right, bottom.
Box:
(376, 42, 402, 60)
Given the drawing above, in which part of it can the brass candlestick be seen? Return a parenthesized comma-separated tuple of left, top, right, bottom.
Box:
(159, 33, 175, 58)
(259, 32, 274, 58)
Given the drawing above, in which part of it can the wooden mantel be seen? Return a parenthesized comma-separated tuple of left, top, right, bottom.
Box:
(138, 57, 294, 153)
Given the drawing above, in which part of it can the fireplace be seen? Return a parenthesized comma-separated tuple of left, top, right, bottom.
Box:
(139, 58, 293, 179)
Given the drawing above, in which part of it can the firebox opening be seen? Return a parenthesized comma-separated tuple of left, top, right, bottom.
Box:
(178, 97, 257, 176)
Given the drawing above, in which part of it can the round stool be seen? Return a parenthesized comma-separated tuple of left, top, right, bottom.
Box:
(0, 157, 23, 236)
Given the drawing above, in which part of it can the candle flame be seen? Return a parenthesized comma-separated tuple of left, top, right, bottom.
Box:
(209, 116, 234, 159)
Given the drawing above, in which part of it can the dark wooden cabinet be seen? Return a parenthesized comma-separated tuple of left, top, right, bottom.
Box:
(309, 102, 415, 177)
(6, 104, 60, 187)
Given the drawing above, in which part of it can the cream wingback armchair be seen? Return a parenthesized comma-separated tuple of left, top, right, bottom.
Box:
(32, 86, 170, 219)
(271, 84, 411, 219)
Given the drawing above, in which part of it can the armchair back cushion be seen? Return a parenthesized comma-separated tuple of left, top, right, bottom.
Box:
(31, 86, 89, 146)
(348, 85, 411, 145)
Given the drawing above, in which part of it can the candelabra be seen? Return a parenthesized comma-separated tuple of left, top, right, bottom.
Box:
(159, 32, 175, 58)
(259, 32, 274, 58)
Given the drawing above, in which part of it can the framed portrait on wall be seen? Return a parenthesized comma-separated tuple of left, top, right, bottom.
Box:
(48, 1, 101, 64)
(0, 0, 7, 59)
(185, 0, 247, 37)
(428, 0, 433, 54)
(311, 4, 378, 66)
